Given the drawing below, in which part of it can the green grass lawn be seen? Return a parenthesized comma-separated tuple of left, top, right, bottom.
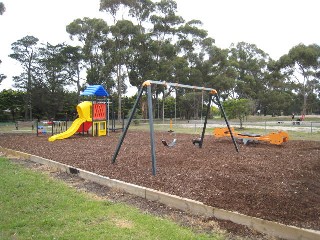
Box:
(0, 157, 222, 240)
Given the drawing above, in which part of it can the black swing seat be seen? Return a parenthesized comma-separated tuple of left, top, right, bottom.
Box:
(162, 138, 177, 147)
(192, 138, 202, 146)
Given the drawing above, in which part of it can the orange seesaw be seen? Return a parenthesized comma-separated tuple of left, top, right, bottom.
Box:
(213, 127, 289, 145)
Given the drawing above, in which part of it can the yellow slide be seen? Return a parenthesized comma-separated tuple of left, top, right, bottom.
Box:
(48, 118, 85, 142)
(48, 101, 92, 142)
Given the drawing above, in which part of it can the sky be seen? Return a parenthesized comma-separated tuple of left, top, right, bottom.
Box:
(0, 0, 319, 92)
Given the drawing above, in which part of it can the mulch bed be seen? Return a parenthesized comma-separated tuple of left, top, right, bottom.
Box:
(1, 131, 319, 232)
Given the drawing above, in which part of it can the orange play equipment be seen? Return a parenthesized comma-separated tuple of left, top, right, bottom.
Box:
(213, 127, 289, 145)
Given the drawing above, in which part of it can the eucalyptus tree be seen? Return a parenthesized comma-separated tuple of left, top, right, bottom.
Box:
(126, 0, 155, 28)
(0, 2, 5, 15)
(36, 43, 70, 118)
(97, 0, 227, 120)
(109, 20, 141, 119)
(148, 0, 189, 119)
(9, 35, 39, 120)
(259, 60, 296, 115)
(66, 17, 110, 85)
(278, 43, 320, 115)
(228, 42, 270, 110)
(197, 39, 237, 100)
(175, 20, 209, 86)
(150, 0, 184, 81)
(60, 45, 85, 99)
(100, 0, 155, 120)
(0, 60, 6, 84)
(119, 0, 156, 87)
(100, 0, 124, 23)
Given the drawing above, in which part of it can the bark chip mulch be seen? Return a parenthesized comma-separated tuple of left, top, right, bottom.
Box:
(1, 131, 319, 232)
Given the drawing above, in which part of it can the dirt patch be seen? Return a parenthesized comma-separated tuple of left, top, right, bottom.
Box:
(1, 131, 319, 234)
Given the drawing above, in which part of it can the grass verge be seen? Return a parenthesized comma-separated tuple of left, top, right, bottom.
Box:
(0, 157, 222, 240)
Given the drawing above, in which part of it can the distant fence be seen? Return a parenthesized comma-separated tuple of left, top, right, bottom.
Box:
(234, 121, 320, 133)
(36, 121, 68, 136)
(15, 121, 35, 130)
(5, 119, 320, 135)
(139, 119, 320, 134)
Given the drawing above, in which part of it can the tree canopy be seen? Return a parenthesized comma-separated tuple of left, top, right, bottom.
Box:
(1, 0, 319, 121)
(0, 2, 5, 15)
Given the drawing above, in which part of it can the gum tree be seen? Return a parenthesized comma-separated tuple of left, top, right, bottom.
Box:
(60, 45, 85, 101)
(278, 44, 320, 115)
(36, 43, 70, 118)
(66, 17, 110, 85)
(9, 36, 39, 120)
(0, 2, 5, 15)
(228, 42, 270, 100)
(0, 60, 6, 85)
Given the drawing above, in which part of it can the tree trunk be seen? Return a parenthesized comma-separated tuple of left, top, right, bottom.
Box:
(141, 98, 147, 121)
(76, 67, 81, 103)
(302, 93, 307, 115)
(239, 116, 244, 129)
(27, 53, 33, 121)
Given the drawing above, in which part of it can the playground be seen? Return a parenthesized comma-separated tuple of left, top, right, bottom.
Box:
(1, 83, 319, 238)
(0, 130, 319, 233)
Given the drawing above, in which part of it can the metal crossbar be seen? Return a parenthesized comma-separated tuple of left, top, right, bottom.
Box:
(143, 80, 217, 94)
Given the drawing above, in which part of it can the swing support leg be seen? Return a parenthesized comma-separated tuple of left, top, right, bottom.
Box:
(112, 85, 145, 164)
(147, 84, 157, 175)
(215, 95, 239, 152)
(198, 93, 212, 148)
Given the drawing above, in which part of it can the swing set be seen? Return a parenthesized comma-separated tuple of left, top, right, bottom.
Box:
(111, 80, 239, 175)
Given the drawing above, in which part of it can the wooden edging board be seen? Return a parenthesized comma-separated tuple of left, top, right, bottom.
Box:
(1, 147, 319, 240)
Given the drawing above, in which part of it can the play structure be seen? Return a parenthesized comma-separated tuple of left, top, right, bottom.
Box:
(112, 80, 239, 175)
(213, 127, 289, 145)
(48, 85, 109, 142)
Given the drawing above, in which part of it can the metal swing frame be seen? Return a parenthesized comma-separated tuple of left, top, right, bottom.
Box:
(111, 80, 238, 175)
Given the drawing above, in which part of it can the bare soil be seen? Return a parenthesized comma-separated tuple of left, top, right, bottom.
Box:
(1, 131, 319, 235)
